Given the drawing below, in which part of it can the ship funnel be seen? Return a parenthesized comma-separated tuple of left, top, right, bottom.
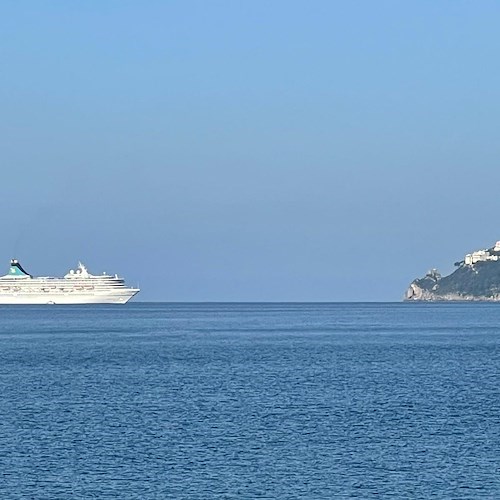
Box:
(9, 259, 32, 278)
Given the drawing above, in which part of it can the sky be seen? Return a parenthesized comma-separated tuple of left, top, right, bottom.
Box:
(2, 1, 500, 301)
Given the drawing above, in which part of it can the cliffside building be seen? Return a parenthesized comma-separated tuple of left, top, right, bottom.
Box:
(464, 242, 500, 266)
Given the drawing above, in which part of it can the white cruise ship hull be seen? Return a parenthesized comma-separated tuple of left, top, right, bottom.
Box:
(0, 289, 139, 305)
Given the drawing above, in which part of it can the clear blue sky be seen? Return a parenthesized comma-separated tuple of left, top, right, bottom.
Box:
(2, 1, 500, 301)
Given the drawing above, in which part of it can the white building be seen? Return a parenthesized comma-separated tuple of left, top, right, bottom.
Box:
(464, 241, 500, 266)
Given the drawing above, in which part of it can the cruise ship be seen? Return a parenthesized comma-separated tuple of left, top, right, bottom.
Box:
(0, 260, 139, 304)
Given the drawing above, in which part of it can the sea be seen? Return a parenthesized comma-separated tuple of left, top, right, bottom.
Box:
(0, 302, 499, 499)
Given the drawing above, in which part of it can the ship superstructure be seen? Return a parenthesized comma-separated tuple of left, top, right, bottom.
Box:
(0, 260, 139, 304)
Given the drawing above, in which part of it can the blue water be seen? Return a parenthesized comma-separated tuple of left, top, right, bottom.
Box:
(1, 303, 500, 498)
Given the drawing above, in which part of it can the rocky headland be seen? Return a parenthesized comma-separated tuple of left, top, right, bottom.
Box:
(405, 240, 500, 301)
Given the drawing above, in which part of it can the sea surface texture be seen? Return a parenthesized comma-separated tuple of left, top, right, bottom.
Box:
(1, 303, 499, 499)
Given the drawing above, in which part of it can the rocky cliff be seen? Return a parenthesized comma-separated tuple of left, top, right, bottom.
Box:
(405, 245, 500, 301)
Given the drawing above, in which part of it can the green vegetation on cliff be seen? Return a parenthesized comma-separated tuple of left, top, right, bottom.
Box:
(416, 262, 500, 297)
